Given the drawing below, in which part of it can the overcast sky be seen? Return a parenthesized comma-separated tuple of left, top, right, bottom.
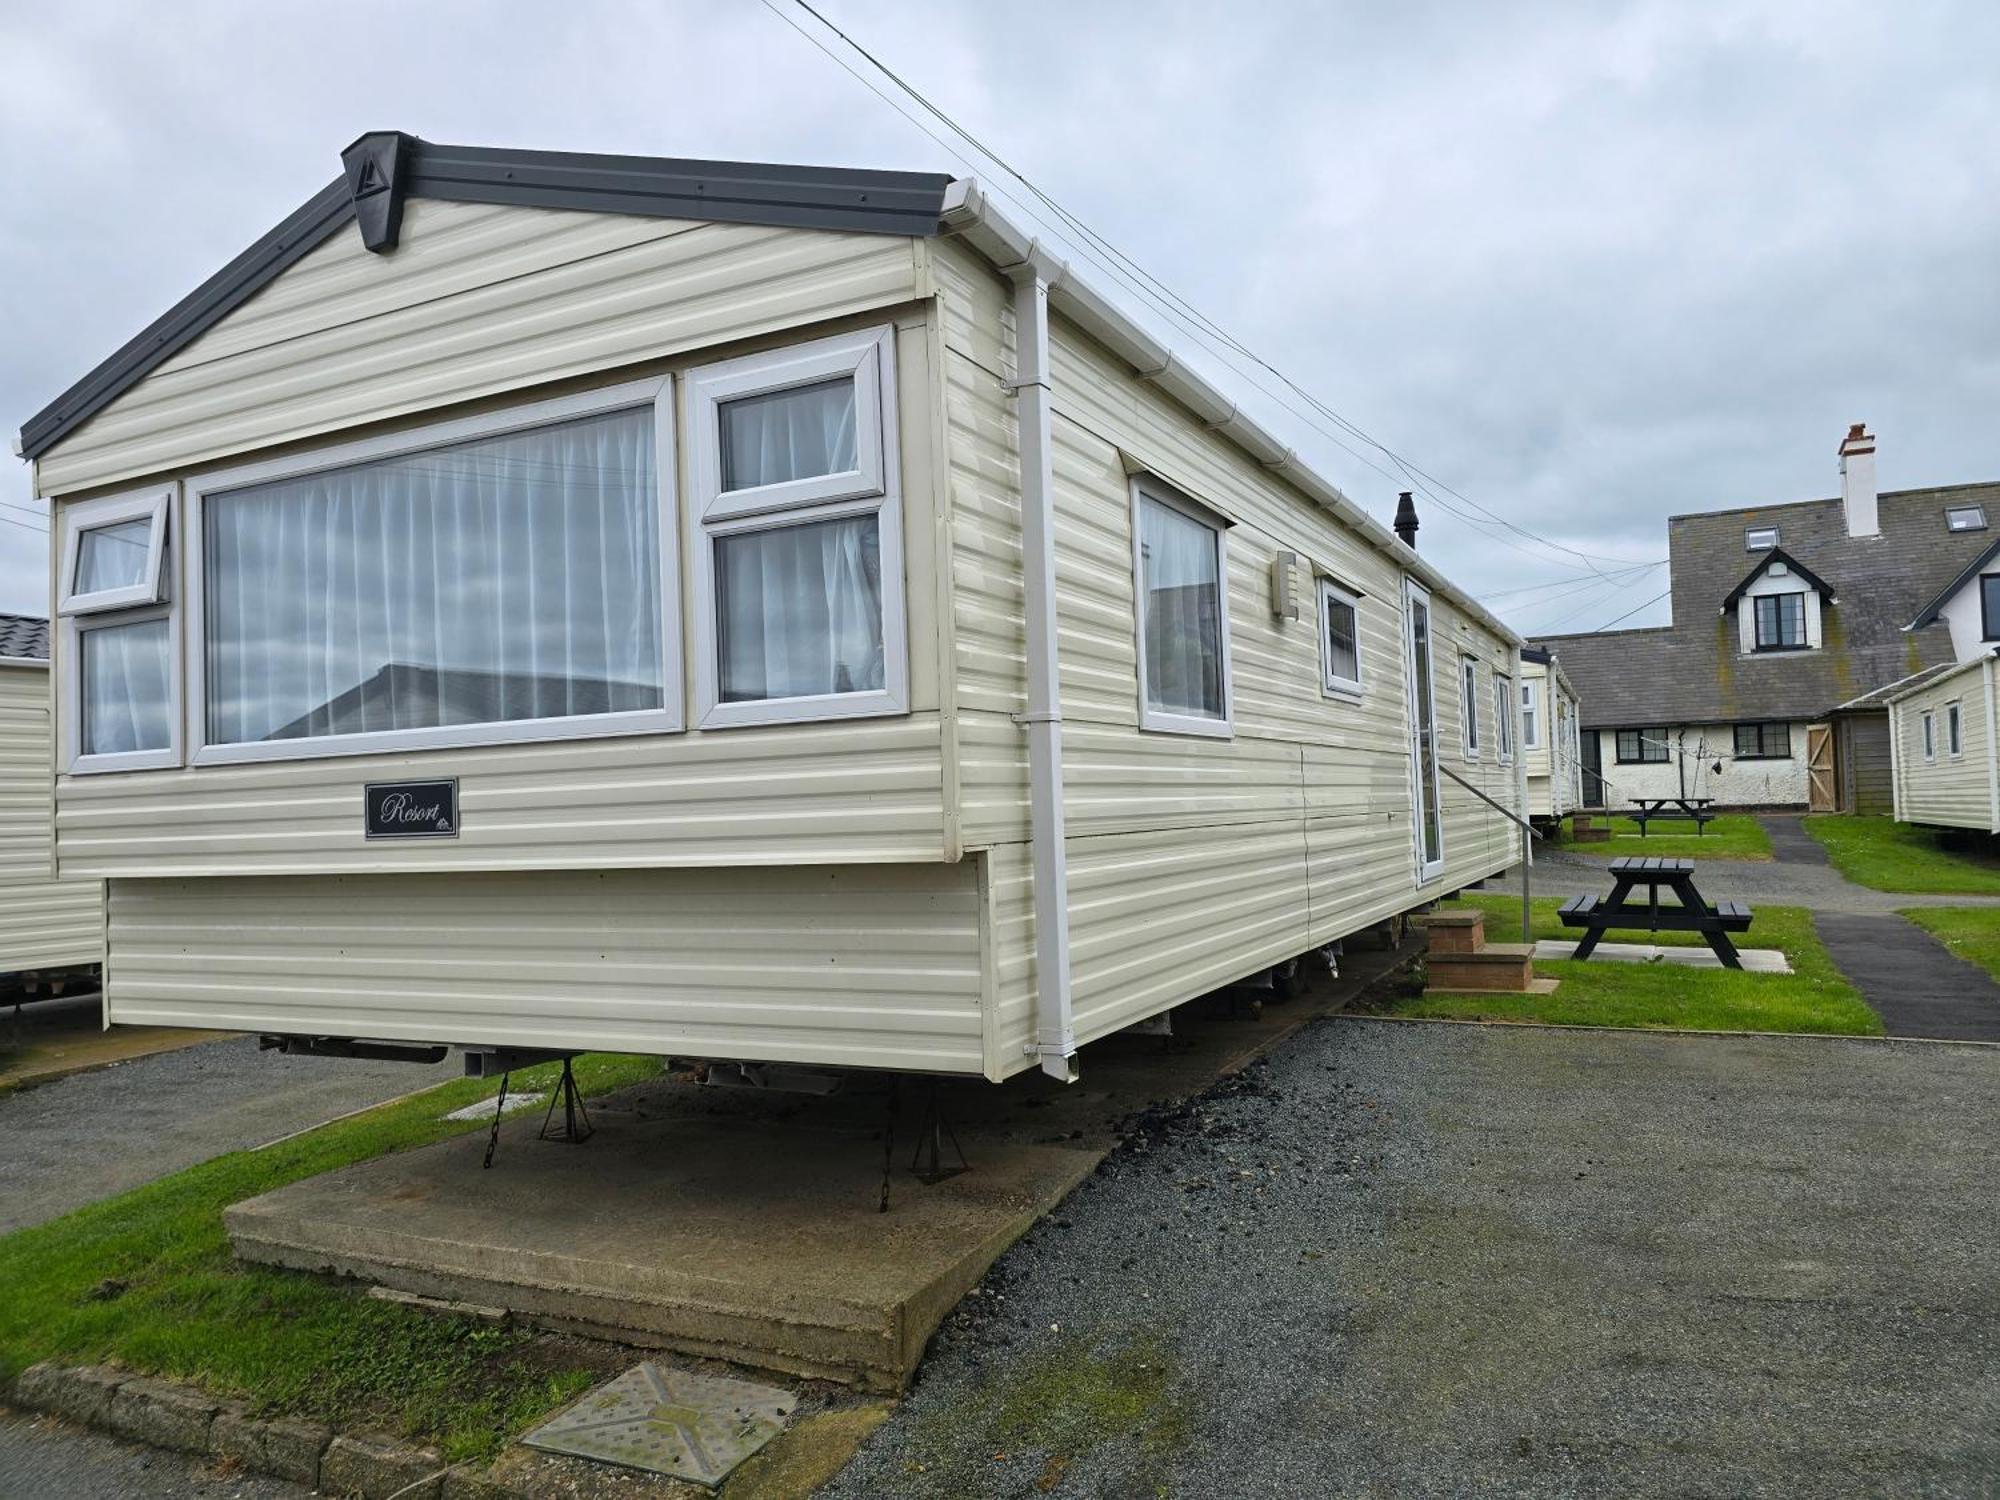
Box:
(3, 0, 1995, 633)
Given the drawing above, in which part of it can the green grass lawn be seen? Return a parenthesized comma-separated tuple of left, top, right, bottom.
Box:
(1803, 815, 2000, 894)
(1555, 813, 1774, 861)
(0, 1053, 662, 1462)
(1900, 907, 2000, 980)
(1384, 893, 1882, 1035)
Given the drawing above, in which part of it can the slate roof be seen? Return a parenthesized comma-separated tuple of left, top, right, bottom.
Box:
(0, 613, 49, 663)
(1536, 481, 2000, 729)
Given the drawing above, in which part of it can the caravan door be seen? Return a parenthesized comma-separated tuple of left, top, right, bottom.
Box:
(1405, 580, 1446, 882)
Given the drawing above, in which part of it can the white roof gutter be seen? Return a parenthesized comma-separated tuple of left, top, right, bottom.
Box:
(938, 178, 1524, 650)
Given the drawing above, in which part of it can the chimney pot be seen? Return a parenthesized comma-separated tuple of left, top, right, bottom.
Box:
(1393, 491, 1419, 549)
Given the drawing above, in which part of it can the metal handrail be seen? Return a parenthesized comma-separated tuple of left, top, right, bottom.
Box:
(1437, 763, 1543, 839)
(1434, 762, 1537, 943)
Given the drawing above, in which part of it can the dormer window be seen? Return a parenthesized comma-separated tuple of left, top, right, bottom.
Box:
(1745, 526, 1778, 551)
(1754, 593, 1808, 650)
(1947, 504, 1987, 532)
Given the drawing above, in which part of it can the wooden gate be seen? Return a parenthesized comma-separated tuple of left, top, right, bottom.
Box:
(1806, 723, 1837, 812)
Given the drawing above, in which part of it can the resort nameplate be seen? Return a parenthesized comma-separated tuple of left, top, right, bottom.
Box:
(365, 779, 459, 839)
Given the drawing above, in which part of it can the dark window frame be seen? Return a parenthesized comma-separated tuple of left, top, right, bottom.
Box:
(1980, 574, 2000, 643)
(1615, 728, 1669, 765)
(1752, 591, 1809, 652)
(1947, 504, 1987, 533)
(1733, 722, 1792, 760)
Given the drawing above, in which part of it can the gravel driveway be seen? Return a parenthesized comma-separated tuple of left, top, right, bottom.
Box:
(827, 1018, 2000, 1499)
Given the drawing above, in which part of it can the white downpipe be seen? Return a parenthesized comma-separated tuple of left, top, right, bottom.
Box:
(1985, 656, 1998, 834)
(1006, 249, 1079, 1084)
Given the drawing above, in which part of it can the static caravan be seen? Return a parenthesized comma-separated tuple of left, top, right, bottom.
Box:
(0, 614, 102, 986)
(1885, 654, 2000, 832)
(1519, 646, 1581, 821)
(19, 134, 1524, 1084)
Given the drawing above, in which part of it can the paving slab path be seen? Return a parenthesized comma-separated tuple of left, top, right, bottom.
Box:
(826, 1020, 2000, 1500)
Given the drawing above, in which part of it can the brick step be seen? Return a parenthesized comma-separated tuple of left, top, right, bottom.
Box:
(1426, 944, 1537, 993)
(1418, 908, 1485, 955)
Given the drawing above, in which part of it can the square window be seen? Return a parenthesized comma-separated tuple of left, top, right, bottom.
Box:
(1135, 484, 1230, 733)
(79, 615, 173, 758)
(1318, 579, 1362, 696)
(715, 512, 884, 702)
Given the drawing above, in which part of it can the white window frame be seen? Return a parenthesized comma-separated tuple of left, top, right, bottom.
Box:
(59, 602, 184, 775)
(183, 377, 681, 767)
(1130, 476, 1234, 739)
(1521, 679, 1541, 749)
(1923, 711, 1937, 762)
(686, 326, 907, 729)
(58, 486, 171, 616)
(1494, 672, 1514, 763)
(1316, 577, 1363, 700)
(1461, 656, 1481, 758)
(1948, 700, 1964, 758)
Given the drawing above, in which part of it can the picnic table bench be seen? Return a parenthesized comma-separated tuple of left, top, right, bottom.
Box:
(1558, 856, 1752, 968)
(1628, 796, 1717, 836)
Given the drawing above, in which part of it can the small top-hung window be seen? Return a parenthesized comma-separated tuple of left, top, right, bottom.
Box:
(59, 488, 170, 614)
(1946, 504, 1987, 532)
(1745, 526, 1779, 551)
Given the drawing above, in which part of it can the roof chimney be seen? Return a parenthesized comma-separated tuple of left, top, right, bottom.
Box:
(1393, 491, 1419, 550)
(1839, 423, 1878, 538)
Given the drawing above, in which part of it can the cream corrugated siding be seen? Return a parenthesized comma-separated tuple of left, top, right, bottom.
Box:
(936, 240, 1519, 1072)
(1890, 661, 1996, 831)
(0, 664, 101, 969)
(36, 199, 927, 496)
(107, 864, 984, 1071)
(53, 293, 951, 878)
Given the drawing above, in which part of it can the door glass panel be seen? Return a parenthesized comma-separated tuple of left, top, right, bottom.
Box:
(1409, 594, 1442, 868)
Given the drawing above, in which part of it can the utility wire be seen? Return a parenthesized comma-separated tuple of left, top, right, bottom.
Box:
(766, 0, 1646, 578)
(1586, 587, 1674, 634)
(1478, 558, 1663, 603)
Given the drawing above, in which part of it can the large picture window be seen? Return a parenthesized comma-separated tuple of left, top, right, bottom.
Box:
(688, 327, 906, 728)
(1133, 479, 1231, 736)
(183, 380, 678, 766)
(1753, 592, 1807, 650)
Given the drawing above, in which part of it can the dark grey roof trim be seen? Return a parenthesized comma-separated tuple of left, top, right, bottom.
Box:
(1520, 645, 1553, 665)
(1717, 547, 1837, 611)
(1909, 534, 2000, 629)
(19, 134, 955, 463)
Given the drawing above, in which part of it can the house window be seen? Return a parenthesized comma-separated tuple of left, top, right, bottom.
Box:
(1745, 526, 1779, 551)
(1318, 578, 1362, 697)
(688, 327, 905, 728)
(1494, 673, 1514, 762)
(1616, 728, 1669, 764)
(1461, 657, 1480, 757)
(1947, 504, 1987, 532)
(1948, 701, 1964, 757)
(1753, 592, 1808, 650)
(57, 486, 179, 772)
(1733, 722, 1791, 759)
(1132, 480, 1231, 736)
(1521, 681, 1540, 748)
(1923, 711, 1937, 761)
(1981, 576, 2000, 642)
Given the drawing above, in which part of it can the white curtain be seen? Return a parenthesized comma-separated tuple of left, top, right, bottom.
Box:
(1139, 496, 1223, 718)
(204, 407, 662, 745)
(719, 378, 858, 491)
(81, 618, 170, 754)
(717, 514, 883, 701)
(76, 517, 152, 594)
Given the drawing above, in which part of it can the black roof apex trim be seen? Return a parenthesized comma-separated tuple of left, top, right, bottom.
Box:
(19, 134, 956, 463)
(1909, 533, 2000, 629)
(1717, 547, 1837, 611)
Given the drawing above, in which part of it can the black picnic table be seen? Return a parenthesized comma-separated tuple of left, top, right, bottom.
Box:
(1628, 796, 1716, 836)
(1558, 856, 1753, 969)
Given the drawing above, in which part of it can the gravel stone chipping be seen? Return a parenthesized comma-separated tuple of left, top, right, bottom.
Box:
(824, 1018, 2000, 1499)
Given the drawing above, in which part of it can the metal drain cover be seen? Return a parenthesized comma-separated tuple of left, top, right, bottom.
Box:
(522, 1362, 794, 1486)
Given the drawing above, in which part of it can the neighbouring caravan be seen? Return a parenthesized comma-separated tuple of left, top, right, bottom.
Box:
(19, 134, 1524, 1083)
(0, 614, 102, 984)
(1885, 655, 2000, 832)
(1520, 647, 1581, 821)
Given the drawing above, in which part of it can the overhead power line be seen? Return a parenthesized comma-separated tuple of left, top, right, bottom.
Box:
(1588, 587, 1674, 634)
(764, 0, 1649, 579)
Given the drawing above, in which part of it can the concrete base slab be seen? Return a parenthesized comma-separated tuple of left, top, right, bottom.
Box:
(225, 935, 1419, 1393)
(1534, 939, 1792, 974)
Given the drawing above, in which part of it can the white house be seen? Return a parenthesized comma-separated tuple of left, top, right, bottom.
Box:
(1538, 426, 1997, 816)
(18, 133, 1525, 1086)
